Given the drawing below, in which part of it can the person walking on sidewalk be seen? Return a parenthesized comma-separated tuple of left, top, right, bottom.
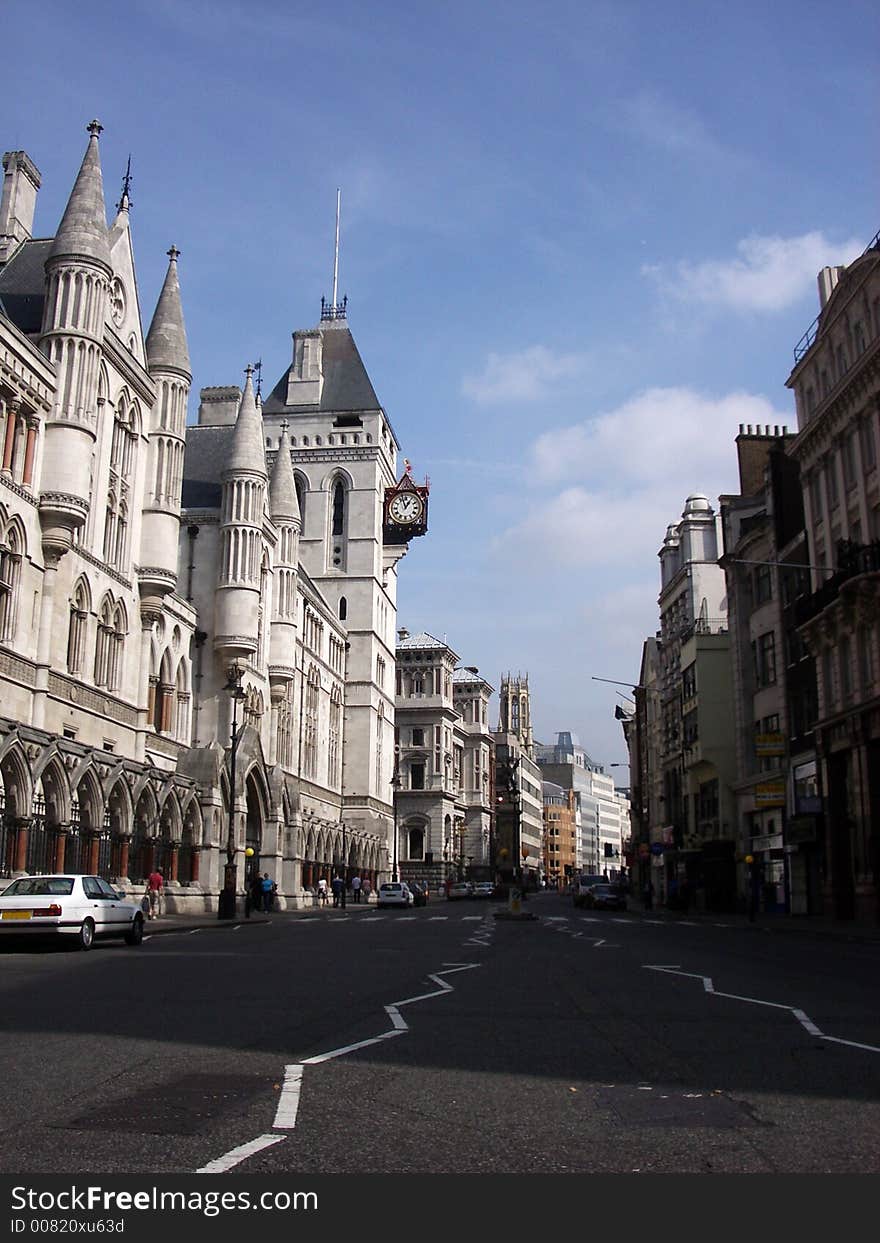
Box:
(261, 872, 276, 913)
(361, 877, 372, 903)
(351, 874, 362, 903)
(147, 868, 164, 920)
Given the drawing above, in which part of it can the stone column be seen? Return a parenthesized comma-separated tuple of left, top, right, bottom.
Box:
(31, 549, 62, 731)
(13, 817, 30, 872)
(2, 399, 19, 473)
(168, 842, 179, 883)
(22, 417, 38, 487)
(190, 846, 200, 884)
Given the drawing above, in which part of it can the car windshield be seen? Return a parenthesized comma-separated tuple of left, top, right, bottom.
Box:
(592, 886, 614, 895)
(2, 877, 75, 896)
(381, 884, 402, 892)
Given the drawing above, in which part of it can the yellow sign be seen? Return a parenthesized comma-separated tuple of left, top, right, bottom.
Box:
(755, 732, 785, 757)
(755, 781, 785, 808)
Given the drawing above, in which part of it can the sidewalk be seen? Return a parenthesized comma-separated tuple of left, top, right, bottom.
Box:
(144, 897, 380, 936)
(624, 902, 880, 945)
(143, 896, 880, 946)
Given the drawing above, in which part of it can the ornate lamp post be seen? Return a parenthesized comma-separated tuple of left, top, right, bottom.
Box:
(390, 768, 400, 883)
(218, 664, 246, 920)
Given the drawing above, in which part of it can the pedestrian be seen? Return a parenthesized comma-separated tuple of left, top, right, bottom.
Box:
(250, 872, 263, 912)
(146, 867, 164, 919)
(642, 880, 653, 912)
(351, 874, 362, 903)
(261, 872, 275, 913)
(361, 877, 372, 902)
(317, 876, 329, 906)
(331, 874, 344, 908)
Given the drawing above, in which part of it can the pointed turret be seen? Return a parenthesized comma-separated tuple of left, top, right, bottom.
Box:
(269, 426, 300, 525)
(226, 367, 266, 476)
(215, 365, 268, 668)
(146, 246, 191, 378)
(48, 120, 111, 271)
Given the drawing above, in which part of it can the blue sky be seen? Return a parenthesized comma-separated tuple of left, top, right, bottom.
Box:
(6, 0, 878, 769)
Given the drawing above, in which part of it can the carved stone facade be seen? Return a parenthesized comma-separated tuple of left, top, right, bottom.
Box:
(0, 124, 423, 910)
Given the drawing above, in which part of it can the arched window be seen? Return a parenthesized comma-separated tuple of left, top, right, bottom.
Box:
(174, 658, 190, 742)
(0, 522, 23, 641)
(295, 475, 307, 526)
(303, 664, 320, 780)
(375, 702, 385, 794)
(107, 603, 126, 692)
(67, 579, 90, 674)
(407, 826, 425, 861)
(329, 476, 348, 570)
(339, 596, 347, 621)
(94, 598, 114, 687)
(329, 686, 342, 787)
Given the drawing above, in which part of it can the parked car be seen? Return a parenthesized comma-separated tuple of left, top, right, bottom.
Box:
(0, 874, 144, 950)
(471, 881, 494, 898)
(583, 883, 627, 912)
(446, 881, 473, 899)
(572, 874, 608, 909)
(408, 881, 428, 907)
(377, 882, 414, 909)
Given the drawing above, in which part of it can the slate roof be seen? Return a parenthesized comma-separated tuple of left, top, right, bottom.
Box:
(397, 631, 454, 653)
(181, 424, 232, 509)
(262, 322, 381, 414)
(0, 239, 52, 335)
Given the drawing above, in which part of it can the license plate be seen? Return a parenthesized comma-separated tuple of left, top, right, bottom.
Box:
(1, 910, 31, 920)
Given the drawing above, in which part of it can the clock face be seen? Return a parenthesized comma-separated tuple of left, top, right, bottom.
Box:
(388, 490, 424, 525)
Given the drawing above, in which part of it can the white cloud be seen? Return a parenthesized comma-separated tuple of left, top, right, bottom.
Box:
(461, 345, 590, 404)
(645, 231, 864, 313)
(495, 386, 789, 570)
(619, 90, 730, 162)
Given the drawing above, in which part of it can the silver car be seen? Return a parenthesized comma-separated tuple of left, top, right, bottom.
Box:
(0, 874, 145, 950)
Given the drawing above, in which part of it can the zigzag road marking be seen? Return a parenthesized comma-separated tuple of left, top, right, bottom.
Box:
(196, 961, 481, 1174)
(645, 965, 880, 1053)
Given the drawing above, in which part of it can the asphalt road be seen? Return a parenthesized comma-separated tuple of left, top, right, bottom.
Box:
(2, 892, 879, 1175)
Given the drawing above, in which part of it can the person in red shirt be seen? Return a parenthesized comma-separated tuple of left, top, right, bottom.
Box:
(147, 869, 164, 919)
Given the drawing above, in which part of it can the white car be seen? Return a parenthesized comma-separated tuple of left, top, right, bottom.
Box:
(0, 874, 145, 950)
(471, 881, 494, 898)
(377, 882, 414, 909)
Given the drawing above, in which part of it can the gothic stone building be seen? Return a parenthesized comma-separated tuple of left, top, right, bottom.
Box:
(0, 123, 423, 909)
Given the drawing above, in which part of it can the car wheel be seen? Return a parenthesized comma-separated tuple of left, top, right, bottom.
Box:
(125, 914, 144, 946)
(78, 918, 95, 951)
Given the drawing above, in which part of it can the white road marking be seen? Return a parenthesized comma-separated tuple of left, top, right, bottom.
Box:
(273, 1064, 304, 1129)
(187, 929, 201, 935)
(462, 916, 482, 921)
(645, 965, 880, 1053)
(196, 1133, 285, 1173)
(429, 916, 448, 921)
(197, 961, 481, 1174)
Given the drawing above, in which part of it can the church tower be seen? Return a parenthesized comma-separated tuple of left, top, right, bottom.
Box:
(498, 674, 534, 759)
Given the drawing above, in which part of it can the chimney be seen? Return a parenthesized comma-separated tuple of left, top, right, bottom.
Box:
(817, 265, 844, 309)
(0, 150, 41, 264)
(397, 627, 410, 641)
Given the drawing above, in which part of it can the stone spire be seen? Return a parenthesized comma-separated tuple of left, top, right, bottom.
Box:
(48, 120, 111, 270)
(225, 366, 267, 475)
(269, 424, 301, 524)
(146, 246, 191, 377)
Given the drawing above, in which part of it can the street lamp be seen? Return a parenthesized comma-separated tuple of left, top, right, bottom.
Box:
(390, 761, 400, 883)
(218, 663, 246, 920)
